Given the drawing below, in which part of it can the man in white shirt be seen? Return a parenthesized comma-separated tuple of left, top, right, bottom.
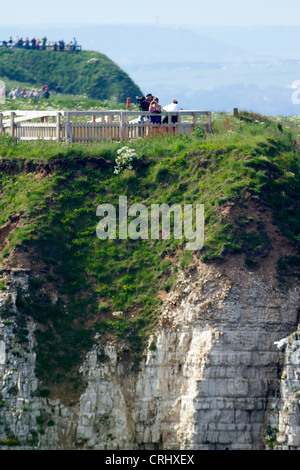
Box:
(162, 99, 182, 124)
(72, 37, 78, 51)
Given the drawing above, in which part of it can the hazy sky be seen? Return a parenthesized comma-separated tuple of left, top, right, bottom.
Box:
(0, 0, 299, 27)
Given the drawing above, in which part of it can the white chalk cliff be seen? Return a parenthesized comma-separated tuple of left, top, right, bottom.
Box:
(0, 250, 299, 450)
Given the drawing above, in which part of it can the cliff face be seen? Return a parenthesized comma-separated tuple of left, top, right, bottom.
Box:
(75, 258, 299, 451)
(266, 332, 300, 449)
(1, 114, 300, 450)
(0, 245, 299, 450)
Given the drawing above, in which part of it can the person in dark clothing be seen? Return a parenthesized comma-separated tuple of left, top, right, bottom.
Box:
(138, 93, 153, 123)
(42, 84, 50, 98)
(140, 93, 153, 111)
(41, 36, 47, 50)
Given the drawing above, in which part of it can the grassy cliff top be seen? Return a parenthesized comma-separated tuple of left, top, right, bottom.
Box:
(0, 110, 300, 395)
(0, 47, 142, 103)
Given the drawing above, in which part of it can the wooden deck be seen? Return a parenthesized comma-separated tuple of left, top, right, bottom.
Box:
(0, 110, 212, 143)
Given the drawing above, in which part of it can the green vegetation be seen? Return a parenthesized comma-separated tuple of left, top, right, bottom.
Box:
(0, 48, 142, 103)
(0, 393, 5, 408)
(265, 425, 280, 450)
(1, 93, 127, 113)
(0, 438, 21, 446)
(0, 110, 300, 391)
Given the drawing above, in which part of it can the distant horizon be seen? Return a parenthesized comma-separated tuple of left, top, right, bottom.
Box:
(0, 21, 298, 116)
(1, 22, 300, 28)
(0, 0, 299, 28)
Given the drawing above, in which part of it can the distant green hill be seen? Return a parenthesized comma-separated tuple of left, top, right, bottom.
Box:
(0, 48, 142, 103)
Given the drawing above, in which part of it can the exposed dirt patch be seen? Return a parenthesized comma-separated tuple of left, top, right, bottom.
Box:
(0, 213, 22, 254)
(44, 377, 86, 406)
(0, 156, 114, 176)
(2, 243, 43, 273)
(209, 195, 298, 286)
(157, 290, 169, 301)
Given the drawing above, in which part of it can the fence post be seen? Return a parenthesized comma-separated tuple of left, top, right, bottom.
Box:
(10, 112, 15, 138)
(120, 111, 126, 140)
(192, 112, 196, 134)
(66, 112, 69, 141)
(0, 113, 3, 135)
(178, 112, 182, 135)
(66, 112, 72, 143)
(206, 111, 212, 133)
(56, 112, 61, 142)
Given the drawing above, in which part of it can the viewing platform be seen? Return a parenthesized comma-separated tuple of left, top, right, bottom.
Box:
(0, 110, 212, 143)
(0, 41, 81, 52)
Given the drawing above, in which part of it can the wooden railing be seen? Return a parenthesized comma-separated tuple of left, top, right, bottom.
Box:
(0, 111, 65, 141)
(0, 110, 212, 142)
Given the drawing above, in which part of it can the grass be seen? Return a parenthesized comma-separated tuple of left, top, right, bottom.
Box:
(0, 92, 127, 113)
(0, 110, 300, 388)
(0, 48, 142, 102)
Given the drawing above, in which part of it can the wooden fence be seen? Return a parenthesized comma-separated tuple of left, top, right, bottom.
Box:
(0, 111, 65, 141)
(0, 110, 212, 143)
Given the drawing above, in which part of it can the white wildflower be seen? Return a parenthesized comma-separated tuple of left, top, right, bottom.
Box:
(112, 311, 124, 317)
(114, 146, 139, 174)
